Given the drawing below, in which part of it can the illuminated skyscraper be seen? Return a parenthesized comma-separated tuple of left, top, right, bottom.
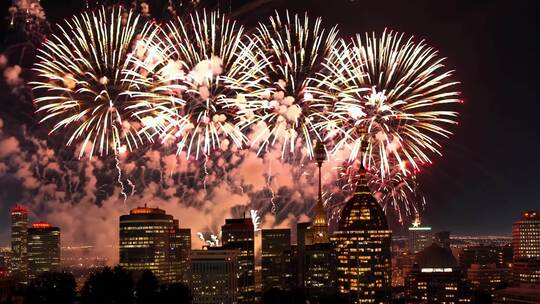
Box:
(221, 217, 255, 303)
(331, 170, 392, 304)
(512, 211, 540, 260)
(261, 228, 291, 291)
(27, 222, 60, 280)
(119, 206, 180, 283)
(10, 206, 28, 284)
(190, 249, 239, 304)
(408, 217, 433, 254)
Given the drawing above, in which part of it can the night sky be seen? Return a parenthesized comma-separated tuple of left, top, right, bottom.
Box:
(0, 0, 538, 241)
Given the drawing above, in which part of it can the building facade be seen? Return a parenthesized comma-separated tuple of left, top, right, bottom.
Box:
(512, 211, 540, 260)
(10, 206, 28, 284)
(408, 224, 433, 254)
(27, 222, 60, 280)
(221, 218, 255, 303)
(304, 242, 336, 299)
(406, 243, 471, 303)
(190, 249, 238, 304)
(467, 263, 510, 298)
(119, 206, 184, 283)
(170, 224, 191, 284)
(261, 229, 291, 291)
(331, 173, 392, 304)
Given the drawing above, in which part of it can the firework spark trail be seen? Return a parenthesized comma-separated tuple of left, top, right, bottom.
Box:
(114, 152, 128, 203)
(244, 11, 339, 159)
(124, 11, 266, 160)
(250, 209, 261, 232)
(31, 6, 160, 158)
(317, 30, 460, 176)
(203, 154, 209, 189)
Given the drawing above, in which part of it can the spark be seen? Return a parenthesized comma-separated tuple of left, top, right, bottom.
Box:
(318, 30, 460, 175)
(245, 11, 339, 158)
(124, 11, 266, 159)
(31, 6, 160, 158)
(250, 209, 261, 232)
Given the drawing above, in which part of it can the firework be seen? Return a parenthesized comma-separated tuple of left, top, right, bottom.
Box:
(125, 11, 265, 159)
(318, 31, 460, 175)
(245, 12, 339, 158)
(31, 6, 159, 158)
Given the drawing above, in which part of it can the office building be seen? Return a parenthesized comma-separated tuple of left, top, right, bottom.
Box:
(304, 242, 336, 299)
(119, 205, 183, 283)
(27, 222, 60, 280)
(331, 170, 392, 303)
(190, 249, 239, 304)
(434, 231, 451, 250)
(10, 206, 28, 284)
(512, 211, 540, 260)
(406, 243, 471, 303)
(170, 223, 191, 284)
(261, 229, 291, 291)
(221, 217, 255, 303)
(408, 217, 433, 254)
(467, 263, 510, 298)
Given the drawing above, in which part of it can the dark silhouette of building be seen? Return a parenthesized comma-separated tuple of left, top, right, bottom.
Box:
(408, 217, 433, 254)
(170, 224, 191, 284)
(467, 263, 510, 299)
(512, 211, 540, 260)
(493, 285, 540, 303)
(27, 222, 60, 280)
(511, 258, 540, 286)
(459, 244, 513, 273)
(119, 206, 187, 283)
(434, 231, 451, 250)
(304, 242, 336, 299)
(261, 228, 291, 291)
(296, 221, 310, 289)
(10, 205, 28, 284)
(406, 243, 471, 303)
(331, 170, 392, 304)
(190, 249, 238, 304)
(221, 217, 255, 303)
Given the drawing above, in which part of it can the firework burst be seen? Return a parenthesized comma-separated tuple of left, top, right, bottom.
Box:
(318, 30, 460, 175)
(245, 12, 339, 158)
(31, 6, 158, 158)
(125, 11, 265, 159)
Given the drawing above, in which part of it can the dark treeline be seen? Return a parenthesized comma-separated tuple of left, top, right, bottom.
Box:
(2, 267, 192, 304)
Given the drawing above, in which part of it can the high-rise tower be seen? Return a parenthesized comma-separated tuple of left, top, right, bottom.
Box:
(331, 169, 392, 303)
(27, 222, 60, 280)
(10, 206, 28, 284)
(119, 206, 183, 283)
(310, 141, 329, 244)
(221, 217, 255, 303)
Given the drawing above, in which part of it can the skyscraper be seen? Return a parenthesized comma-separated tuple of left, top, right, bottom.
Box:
(331, 170, 392, 304)
(27, 222, 60, 280)
(296, 221, 311, 289)
(261, 228, 291, 291)
(10, 206, 28, 284)
(304, 242, 336, 299)
(119, 206, 180, 283)
(512, 211, 540, 260)
(408, 217, 433, 254)
(221, 217, 255, 303)
(169, 221, 191, 284)
(190, 249, 239, 304)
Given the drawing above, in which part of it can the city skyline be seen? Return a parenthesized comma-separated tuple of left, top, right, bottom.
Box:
(0, 1, 538, 303)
